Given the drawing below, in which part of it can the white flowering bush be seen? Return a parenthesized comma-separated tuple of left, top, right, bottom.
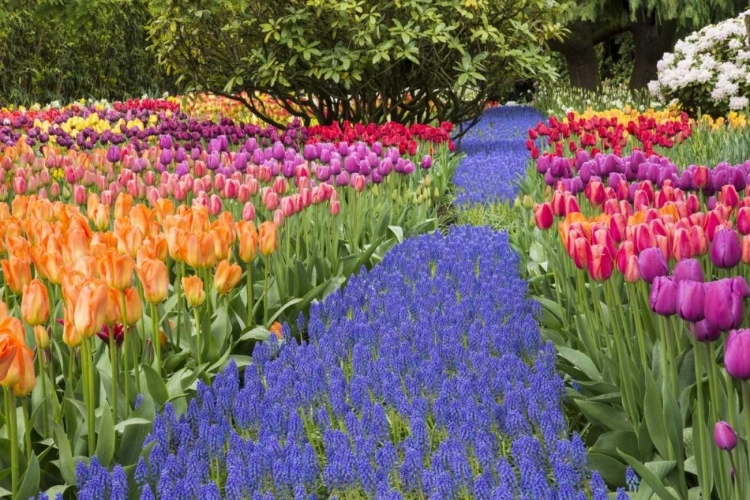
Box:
(649, 10, 750, 116)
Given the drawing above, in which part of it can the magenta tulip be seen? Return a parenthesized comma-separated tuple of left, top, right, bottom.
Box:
(705, 278, 745, 331)
(714, 421, 738, 450)
(638, 247, 669, 285)
(650, 276, 677, 317)
(676, 280, 705, 322)
(672, 258, 704, 282)
(725, 329, 750, 379)
(710, 227, 742, 269)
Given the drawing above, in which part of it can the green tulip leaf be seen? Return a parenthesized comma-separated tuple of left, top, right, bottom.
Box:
(141, 364, 169, 407)
(237, 327, 271, 343)
(95, 402, 115, 466)
(15, 452, 39, 500)
(591, 431, 641, 460)
(52, 422, 77, 485)
(587, 452, 626, 487)
(388, 225, 404, 244)
(575, 400, 632, 432)
(113, 418, 152, 433)
(643, 370, 669, 460)
(557, 346, 602, 383)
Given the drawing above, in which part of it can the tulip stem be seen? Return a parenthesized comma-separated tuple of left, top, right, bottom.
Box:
(38, 350, 50, 436)
(246, 265, 254, 327)
(122, 330, 131, 417)
(193, 307, 203, 366)
(263, 256, 270, 326)
(5, 388, 18, 498)
(742, 381, 750, 485)
(691, 338, 711, 500)
(81, 337, 96, 454)
(108, 332, 118, 425)
(151, 303, 162, 376)
(175, 262, 184, 350)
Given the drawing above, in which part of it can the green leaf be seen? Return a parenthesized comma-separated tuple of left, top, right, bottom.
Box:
(643, 369, 670, 459)
(557, 346, 602, 383)
(619, 453, 677, 500)
(52, 423, 77, 485)
(16, 452, 40, 500)
(95, 402, 115, 466)
(575, 400, 633, 433)
(113, 418, 152, 433)
(529, 241, 545, 263)
(388, 225, 404, 244)
(587, 452, 626, 487)
(141, 364, 169, 407)
(237, 327, 272, 343)
(591, 431, 641, 461)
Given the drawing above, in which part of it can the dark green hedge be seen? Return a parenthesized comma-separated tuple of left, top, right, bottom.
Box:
(0, 0, 176, 105)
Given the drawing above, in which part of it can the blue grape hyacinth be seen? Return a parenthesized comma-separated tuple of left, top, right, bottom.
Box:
(72, 225, 595, 499)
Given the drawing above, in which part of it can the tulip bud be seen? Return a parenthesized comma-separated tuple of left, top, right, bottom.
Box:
(710, 227, 742, 269)
(34, 325, 50, 350)
(676, 280, 705, 322)
(182, 276, 206, 308)
(638, 247, 668, 284)
(650, 276, 677, 316)
(714, 421, 738, 450)
(705, 278, 746, 331)
(673, 258, 704, 282)
(533, 203, 554, 230)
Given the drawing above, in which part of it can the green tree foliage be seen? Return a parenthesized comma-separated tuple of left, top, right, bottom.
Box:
(146, 0, 566, 127)
(0, 0, 175, 105)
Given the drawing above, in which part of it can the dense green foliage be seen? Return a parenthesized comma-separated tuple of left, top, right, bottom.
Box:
(0, 0, 174, 105)
(146, 0, 566, 127)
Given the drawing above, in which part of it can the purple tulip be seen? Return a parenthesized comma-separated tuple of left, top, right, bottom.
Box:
(710, 227, 741, 269)
(158, 135, 172, 150)
(175, 147, 187, 163)
(536, 155, 550, 174)
(207, 152, 221, 171)
(691, 320, 722, 342)
(420, 155, 432, 170)
(106, 145, 121, 163)
(705, 278, 745, 331)
(638, 248, 669, 285)
(672, 258, 704, 282)
(272, 141, 285, 160)
(650, 276, 677, 317)
(714, 421, 738, 450)
(234, 152, 248, 171)
(725, 329, 750, 379)
(344, 156, 359, 174)
(159, 149, 173, 165)
(676, 280, 705, 322)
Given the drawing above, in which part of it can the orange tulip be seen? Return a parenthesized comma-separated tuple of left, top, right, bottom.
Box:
(121, 287, 142, 326)
(269, 321, 283, 340)
(74, 280, 109, 338)
(1, 256, 32, 294)
(137, 259, 169, 304)
(210, 227, 232, 260)
(104, 287, 122, 326)
(239, 228, 259, 263)
(11, 196, 28, 218)
(166, 226, 186, 262)
(21, 279, 49, 326)
(182, 232, 217, 269)
(98, 251, 134, 291)
(130, 204, 158, 238)
(91, 203, 110, 232)
(114, 193, 133, 220)
(61, 271, 87, 311)
(259, 221, 278, 257)
(154, 198, 175, 223)
(116, 224, 145, 259)
(214, 259, 243, 295)
(6, 235, 30, 259)
(0, 325, 36, 395)
(182, 276, 206, 307)
(34, 325, 50, 349)
(62, 306, 81, 348)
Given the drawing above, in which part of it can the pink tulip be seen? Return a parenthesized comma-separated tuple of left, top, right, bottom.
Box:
(263, 190, 280, 211)
(208, 194, 222, 215)
(300, 188, 312, 208)
(194, 160, 207, 177)
(127, 180, 139, 198)
(50, 182, 60, 199)
(246, 179, 259, 196)
(330, 200, 341, 216)
(281, 197, 295, 217)
(273, 209, 285, 227)
(238, 185, 250, 204)
(12, 176, 26, 195)
(214, 173, 226, 192)
(144, 171, 156, 186)
(242, 202, 256, 221)
(74, 185, 87, 205)
(273, 177, 288, 195)
(174, 183, 188, 201)
(223, 179, 239, 199)
(146, 187, 159, 206)
(101, 190, 113, 206)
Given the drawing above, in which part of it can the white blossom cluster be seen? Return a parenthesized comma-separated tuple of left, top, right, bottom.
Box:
(649, 10, 750, 111)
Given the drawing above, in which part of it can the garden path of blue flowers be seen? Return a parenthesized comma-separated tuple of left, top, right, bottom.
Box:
(68, 108, 622, 500)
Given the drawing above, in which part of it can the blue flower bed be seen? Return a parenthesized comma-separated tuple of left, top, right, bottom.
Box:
(68, 225, 605, 500)
(453, 106, 544, 207)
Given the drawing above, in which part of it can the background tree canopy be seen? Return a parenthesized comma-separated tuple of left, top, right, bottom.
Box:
(0, 0, 175, 105)
(146, 0, 567, 128)
(549, 0, 745, 90)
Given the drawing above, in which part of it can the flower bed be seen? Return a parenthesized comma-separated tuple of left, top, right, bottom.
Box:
(71, 226, 605, 499)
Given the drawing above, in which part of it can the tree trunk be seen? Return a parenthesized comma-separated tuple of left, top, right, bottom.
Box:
(629, 8, 678, 90)
(549, 21, 600, 90)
